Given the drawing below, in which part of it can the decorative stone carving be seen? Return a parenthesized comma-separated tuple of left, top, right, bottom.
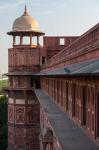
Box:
(8, 105, 14, 123)
(15, 128, 26, 146)
(27, 106, 39, 124)
(15, 106, 25, 124)
(8, 126, 14, 145)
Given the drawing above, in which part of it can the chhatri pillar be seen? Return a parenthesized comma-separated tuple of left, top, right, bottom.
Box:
(6, 6, 44, 150)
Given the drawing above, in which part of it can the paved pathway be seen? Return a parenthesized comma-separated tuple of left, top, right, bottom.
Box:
(35, 89, 99, 150)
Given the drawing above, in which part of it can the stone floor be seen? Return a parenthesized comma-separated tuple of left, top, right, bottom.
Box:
(35, 89, 99, 150)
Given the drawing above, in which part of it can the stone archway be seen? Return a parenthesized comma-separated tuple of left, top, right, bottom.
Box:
(42, 128, 54, 150)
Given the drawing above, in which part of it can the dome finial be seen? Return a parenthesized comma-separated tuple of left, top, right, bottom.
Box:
(24, 5, 28, 15)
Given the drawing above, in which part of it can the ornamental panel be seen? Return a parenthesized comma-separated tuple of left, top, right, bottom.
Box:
(15, 106, 25, 124)
(26, 106, 40, 124)
(8, 126, 14, 145)
(8, 105, 14, 123)
(15, 128, 26, 146)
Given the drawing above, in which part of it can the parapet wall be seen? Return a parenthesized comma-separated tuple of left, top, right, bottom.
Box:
(43, 36, 79, 60)
(42, 23, 99, 71)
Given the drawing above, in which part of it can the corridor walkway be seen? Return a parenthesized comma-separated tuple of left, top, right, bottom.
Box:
(35, 89, 99, 150)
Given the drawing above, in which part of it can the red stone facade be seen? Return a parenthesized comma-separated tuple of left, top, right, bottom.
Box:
(6, 30, 42, 149)
(6, 8, 99, 150)
(43, 36, 79, 60)
(40, 107, 62, 150)
(7, 92, 40, 150)
(40, 77, 98, 138)
(39, 23, 99, 150)
(8, 47, 40, 72)
(42, 23, 99, 71)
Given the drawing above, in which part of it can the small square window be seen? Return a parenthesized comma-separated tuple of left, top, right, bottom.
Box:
(60, 38, 65, 45)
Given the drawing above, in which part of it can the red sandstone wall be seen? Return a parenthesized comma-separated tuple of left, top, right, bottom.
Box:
(42, 23, 99, 71)
(8, 47, 40, 72)
(40, 107, 62, 150)
(40, 77, 97, 138)
(8, 43, 41, 149)
(43, 36, 79, 60)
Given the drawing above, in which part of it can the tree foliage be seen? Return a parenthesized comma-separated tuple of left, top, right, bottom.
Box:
(0, 95, 8, 150)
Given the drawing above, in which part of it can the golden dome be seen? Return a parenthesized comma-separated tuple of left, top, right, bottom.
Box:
(12, 6, 41, 32)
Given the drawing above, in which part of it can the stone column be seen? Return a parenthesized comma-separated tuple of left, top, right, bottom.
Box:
(20, 36, 23, 45)
(13, 36, 15, 46)
(37, 36, 39, 46)
(30, 35, 32, 45)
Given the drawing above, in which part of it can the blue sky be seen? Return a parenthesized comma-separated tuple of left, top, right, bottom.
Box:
(0, 0, 99, 73)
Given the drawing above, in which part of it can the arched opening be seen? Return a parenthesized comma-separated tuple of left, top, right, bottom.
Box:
(39, 36, 43, 46)
(15, 36, 20, 45)
(41, 56, 46, 65)
(30, 78, 35, 88)
(32, 37, 37, 46)
(42, 128, 54, 150)
(23, 36, 30, 45)
(9, 77, 13, 87)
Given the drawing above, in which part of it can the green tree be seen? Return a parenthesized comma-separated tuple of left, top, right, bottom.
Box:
(0, 95, 8, 150)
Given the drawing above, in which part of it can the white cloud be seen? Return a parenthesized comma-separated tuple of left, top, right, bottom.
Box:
(0, 0, 25, 12)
